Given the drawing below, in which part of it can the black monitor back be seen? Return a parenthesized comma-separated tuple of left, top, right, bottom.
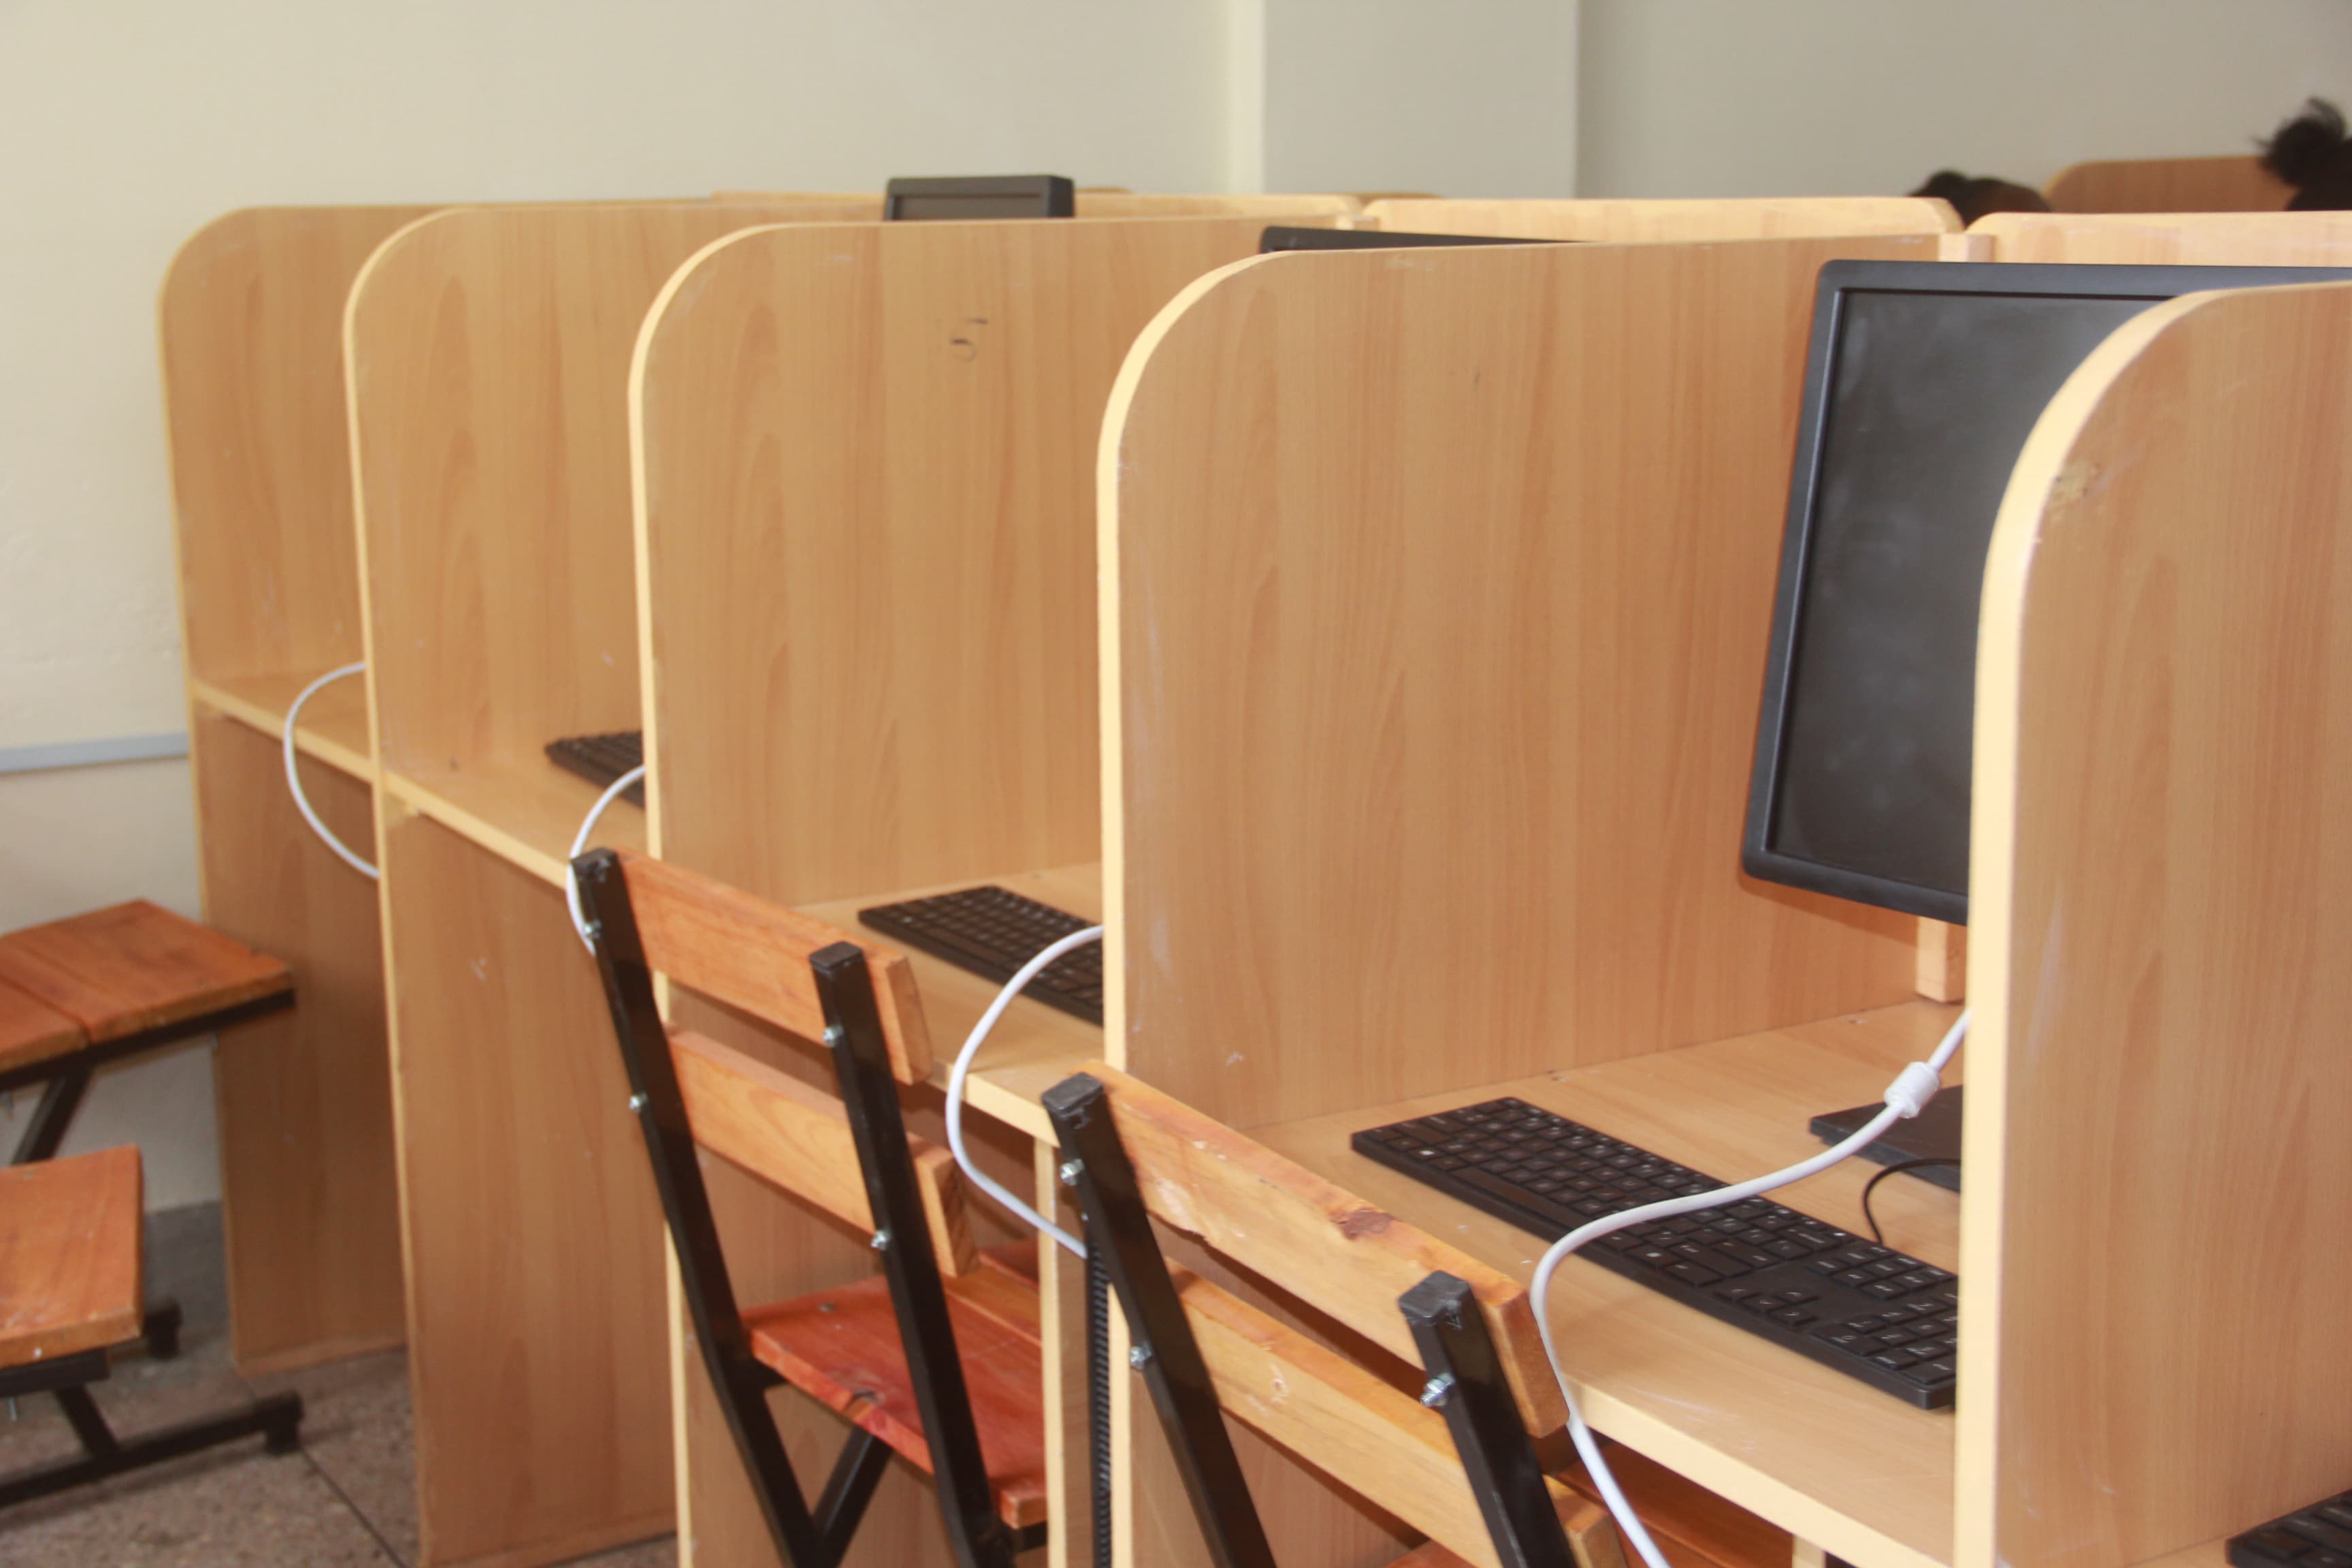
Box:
(884, 175, 1075, 221)
(1744, 261, 2352, 925)
(1258, 226, 1546, 253)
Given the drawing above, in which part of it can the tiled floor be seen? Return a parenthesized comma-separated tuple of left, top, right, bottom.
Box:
(0, 1204, 677, 1568)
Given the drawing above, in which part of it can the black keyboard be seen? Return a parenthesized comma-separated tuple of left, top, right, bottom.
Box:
(2232, 1492, 2352, 1568)
(546, 731, 646, 806)
(1352, 1096, 1959, 1409)
(858, 886, 1103, 1026)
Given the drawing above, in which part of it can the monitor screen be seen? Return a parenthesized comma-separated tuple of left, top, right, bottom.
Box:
(1258, 226, 1545, 253)
(883, 175, 1075, 221)
(1744, 261, 2352, 924)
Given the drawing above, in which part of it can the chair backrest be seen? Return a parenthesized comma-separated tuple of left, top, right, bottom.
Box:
(1045, 1064, 1618, 1568)
(576, 847, 1016, 1568)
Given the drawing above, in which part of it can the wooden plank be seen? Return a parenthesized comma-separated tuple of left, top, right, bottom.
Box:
(1975, 211, 2352, 265)
(0, 975, 83, 1075)
(1963, 281, 2352, 1568)
(1365, 198, 1959, 240)
(378, 811, 674, 1566)
(1914, 921, 1965, 1004)
(1081, 1061, 1565, 1434)
(189, 712, 405, 1373)
(2042, 155, 2289, 215)
(670, 1028, 975, 1277)
(161, 206, 434, 687)
(191, 671, 374, 779)
(1254, 1004, 1961, 1568)
(0, 899, 290, 1044)
(745, 1260, 1049, 1528)
(378, 763, 648, 891)
(621, 851, 931, 1084)
(0, 1146, 142, 1369)
(1077, 193, 1357, 218)
(1100, 235, 1936, 1132)
(1176, 1267, 1614, 1568)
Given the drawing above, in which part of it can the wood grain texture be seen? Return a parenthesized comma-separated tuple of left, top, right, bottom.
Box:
(2042, 155, 2289, 215)
(1975, 211, 2352, 265)
(192, 671, 374, 779)
(1961, 282, 2352, 1568)
(378, 811, 674, 1566)
(0, 900, 289, 1044)
(348, 200, 860, 791)
(0, 1146, 142, 1369)
(161, 206, 434, 687)
(1174, 1265, 1601, 1568)
(379, 763, 648, 890)
(1079, 1062, 1565, 1433)
(0, 977, 83, 1075)
(745, 1250, 1049, 1529)
(619, 850, 931, 1083)
(1914, 922, 1965, 1004)
(189, 712, 405, 1373)
(1100, 236, 1932, 1131)
(670, 1028, 975, 1277)
(1364, 199, 1959, 241)
(634, 216, 1300, 913)
(1255, 1004, 1963, 1568)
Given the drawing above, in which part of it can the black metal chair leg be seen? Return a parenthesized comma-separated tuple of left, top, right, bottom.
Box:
(12, 1070, 90, 1165)
(141, 1298, 182, 1360)
(813, 1426, 894, 1565)
(0, 1388, 304, 1510)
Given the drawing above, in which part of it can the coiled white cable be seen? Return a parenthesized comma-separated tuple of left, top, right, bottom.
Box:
(282, 664, 378, 879)
(566, 765, 649, 947)
(945, 925, 1102, 1260)
(1531, 1009, 1969, 1568)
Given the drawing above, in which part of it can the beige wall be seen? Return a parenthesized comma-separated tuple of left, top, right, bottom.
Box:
(0, 0, 1232, 1207)
(1578, 0, 2352, 197)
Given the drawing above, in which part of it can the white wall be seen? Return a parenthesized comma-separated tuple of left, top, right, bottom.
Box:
(0, 0, 1231, 1208)
(1579, 0, 2352, 197)
(1241, 0, 1579, 196)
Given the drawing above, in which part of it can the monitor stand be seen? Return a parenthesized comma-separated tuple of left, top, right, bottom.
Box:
(1810, 1086, 1963, 1192)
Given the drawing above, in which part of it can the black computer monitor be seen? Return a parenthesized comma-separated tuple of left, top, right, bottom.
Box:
(1744, 261, 2352, 926)
(1258, 226, 1547, 254)
(883, 175, 1075, 221)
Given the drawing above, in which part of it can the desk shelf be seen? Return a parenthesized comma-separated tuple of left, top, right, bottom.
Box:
(380, 760, 647, 890)
(189, 671, 374, 779)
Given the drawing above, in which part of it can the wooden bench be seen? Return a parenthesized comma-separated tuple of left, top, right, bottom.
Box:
(0, 901, 293, 1164)
(0, 1146, 301, 1508)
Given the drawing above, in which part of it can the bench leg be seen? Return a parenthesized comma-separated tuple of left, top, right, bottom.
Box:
(140, 1299, 182, 1361)
(10, 1069, 91, 1166)
(0, 1387, 304, 1510)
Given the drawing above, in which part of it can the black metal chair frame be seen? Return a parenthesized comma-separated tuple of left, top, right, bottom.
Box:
(2, 992, 291, 1166)
(574, 848, 1036, 1568)
(1041, 1069, 1590, 1568)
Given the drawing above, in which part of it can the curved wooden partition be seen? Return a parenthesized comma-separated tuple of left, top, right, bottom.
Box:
(1365, 196, 1961, 240)
(1962, 281, 2352, 1568)
(345, 197, 863, 1568)
(632, 208, 1340, 1568)
(2043, 154, 2289, 215)
(161, 205, 434, 1374)
(1975, 210, 2352, 265)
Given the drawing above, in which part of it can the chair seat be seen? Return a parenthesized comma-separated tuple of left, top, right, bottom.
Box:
(0, 1147, 142, 1371)
(0, 977, 84, 1077)
(0, 901, 290, 1045)
(744, 1244, 1047, 1529)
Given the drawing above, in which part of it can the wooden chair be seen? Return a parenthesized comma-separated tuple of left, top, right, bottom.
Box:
(0, 901, 293, 1165)
(572, 848, 1045, 1568)
(0, 1146, 302, 1507)
(1045, 1064, 1788, 1568)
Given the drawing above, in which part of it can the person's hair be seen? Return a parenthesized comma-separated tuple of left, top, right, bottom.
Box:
(2261, 99, 2352, 210)
(1910, 169, 2052, 227)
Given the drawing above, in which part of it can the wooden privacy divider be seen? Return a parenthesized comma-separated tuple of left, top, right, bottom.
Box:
(1365, 197, 1960, 240)
(1961, 282, 2352, 1568)
(2042, 154, 2289, 215)
(1098, 233, 1938, 1134)
(161, 205, 434, 1375)
(628, 206, 1341, 1568)
(1974, 210, 2352, 265)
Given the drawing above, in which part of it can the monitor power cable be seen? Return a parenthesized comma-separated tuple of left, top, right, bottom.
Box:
(282, 663, 379, 879)
(566, 764, 650, 948)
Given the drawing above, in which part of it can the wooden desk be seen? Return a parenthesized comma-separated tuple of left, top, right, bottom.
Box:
(1254, 1002, 1962, 1568)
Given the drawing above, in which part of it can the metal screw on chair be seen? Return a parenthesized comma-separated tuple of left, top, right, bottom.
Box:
(1128, 1343, 1152, 1369)
(871, 1230, 892, 1253)
(628, 1093, 648, 1113)
(1058, 1159, 1084, 1188)
(1419, 1375, 1455, 1408)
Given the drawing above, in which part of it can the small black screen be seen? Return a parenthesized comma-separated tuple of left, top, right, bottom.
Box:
(1767, 288, 2150, 901)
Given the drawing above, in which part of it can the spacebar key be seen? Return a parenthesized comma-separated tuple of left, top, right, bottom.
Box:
(1457, 1170, 1582, 1232)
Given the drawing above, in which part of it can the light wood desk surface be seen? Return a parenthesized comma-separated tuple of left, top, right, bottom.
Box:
(380, 762, 649, 890)
(1253, 1001, 1964, 1568)
(798, 862, 1102, 1142)
(189, 671, 374, 778)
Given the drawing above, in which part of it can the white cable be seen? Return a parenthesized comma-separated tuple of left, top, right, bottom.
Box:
(1532, 1009, 1970, 1568)
(282, 664, 378, 880)
(566, 765, 649, 948)
(946, 925, 1102, 1260)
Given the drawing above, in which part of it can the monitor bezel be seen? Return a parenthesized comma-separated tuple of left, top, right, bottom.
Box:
(883, 175, 1076, 221)
(1742, 259, 2352, 927)
(1257, 226, 1549, 253)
